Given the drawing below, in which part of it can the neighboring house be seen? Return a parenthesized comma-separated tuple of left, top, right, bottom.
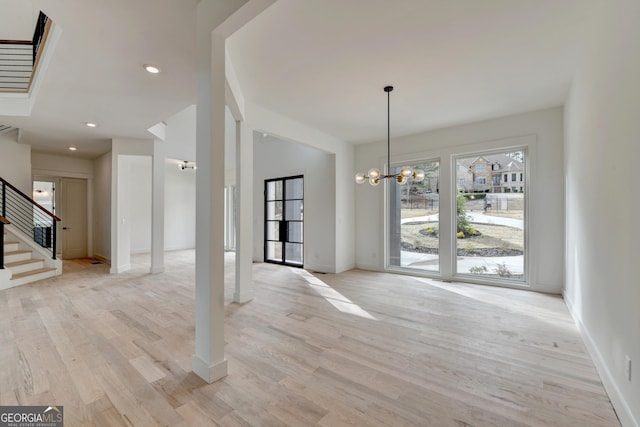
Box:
(455, 162, 474, 192)
(457, 154, 525, 193)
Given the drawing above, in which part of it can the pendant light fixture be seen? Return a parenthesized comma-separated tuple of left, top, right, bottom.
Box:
(355, 86, 424, 186)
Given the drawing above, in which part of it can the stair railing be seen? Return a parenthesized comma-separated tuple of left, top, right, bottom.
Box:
(0, 215, 9, 268)
(0, 177, 61, 260)
(0, 10, 51, 93)
(32, 11, 50, 70)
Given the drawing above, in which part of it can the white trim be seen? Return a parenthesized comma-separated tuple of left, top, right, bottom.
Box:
(233, 289, 253, 304)
(451, 143, 530, 285)
(110, 263, 130, 274)
(192, 355, 228, 384)
(564, 294, 638, 427)
(93, 254, 110, 264)
(33, 172, 94, 257)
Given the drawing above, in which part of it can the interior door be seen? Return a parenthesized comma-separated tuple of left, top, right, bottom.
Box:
(60, 177, 88, 259)
(264, 176, 303, 267)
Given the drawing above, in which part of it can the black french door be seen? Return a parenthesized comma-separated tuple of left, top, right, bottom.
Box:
(264, 176, 304, 267)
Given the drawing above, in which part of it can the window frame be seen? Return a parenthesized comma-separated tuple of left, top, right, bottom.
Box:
(383, 137, 533, 289)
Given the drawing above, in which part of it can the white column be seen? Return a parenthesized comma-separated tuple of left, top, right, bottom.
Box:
(193, 0, 277, 384)
(150, 140, 165, 274)
(234, 121, 253, 303)
(193, 22, 227, 383)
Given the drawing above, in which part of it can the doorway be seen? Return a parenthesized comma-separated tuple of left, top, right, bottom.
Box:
(60, 178, 88, 259)
(264, 175, 303, 267)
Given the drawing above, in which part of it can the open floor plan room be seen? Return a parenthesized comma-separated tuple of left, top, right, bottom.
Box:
(0, 251, 619, 426)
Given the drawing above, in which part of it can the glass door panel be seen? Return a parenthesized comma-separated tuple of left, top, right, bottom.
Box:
(455, 150, 525, 281)
(285, 243, 303, 266)
(266, 241, 283, 262)
(388, 160, 440, 272)
(285, 200, 304, 221)
(285, 177, 304, 199)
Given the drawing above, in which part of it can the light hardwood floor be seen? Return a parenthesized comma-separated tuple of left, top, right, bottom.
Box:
(0, 251, 620, 426)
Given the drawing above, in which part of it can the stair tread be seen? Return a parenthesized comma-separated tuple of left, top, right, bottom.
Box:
(3, 241, 18, 245)
(5, 259, 43, 268)
(11, 267, 56, 280)
(4, 250, 31, 256)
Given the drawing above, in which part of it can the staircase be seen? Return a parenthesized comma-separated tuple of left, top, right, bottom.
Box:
(2, 229, 59, 290)
(1, 176, 63, 290)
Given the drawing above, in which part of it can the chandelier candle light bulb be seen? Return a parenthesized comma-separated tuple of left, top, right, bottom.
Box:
(355, 86, 425, 186)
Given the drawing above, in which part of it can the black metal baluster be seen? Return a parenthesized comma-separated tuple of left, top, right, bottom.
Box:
(51, 216, 56, 260)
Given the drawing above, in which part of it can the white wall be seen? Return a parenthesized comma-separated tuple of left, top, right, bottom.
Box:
(247, 102, 355, 272)
(110, 138, 157, 273)
(165, 159, 196, 250)
(564, 1, 639, 425)
(253, 136, 336, 273)
(93, 152, 111, 261)
(355, 107, 565, 293)
(126, 156, 152, 254)
(90, 154, 195, 260)
(32, 152, 93, 177)
(32, 152, 96, 257)
(165, 104, 196, 162)
(0, 135, 31, 194)
(164, 104, 237, 171)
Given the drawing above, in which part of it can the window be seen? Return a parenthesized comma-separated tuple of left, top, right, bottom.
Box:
(476, 164, 486, 172)
(387, 148, 527, 286)
(520, 173, 523, 181)
(456, 150, 526, 282)
(388, 160, 440, 273)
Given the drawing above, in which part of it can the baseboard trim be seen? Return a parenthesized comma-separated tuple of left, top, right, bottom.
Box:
(304, 262, 335, 274)
(354, 263, 385, 272)
(335, 262, 355, 274)
(564, 293, 638, 427)
(233, 290, 254, 304)
(110, 264, 130, 274)
(150, 266, 164, 274)
(192, 355, 228, 384)
(93, 254, 110, 264)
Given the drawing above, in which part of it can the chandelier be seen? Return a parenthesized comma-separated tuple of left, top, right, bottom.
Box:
(179, 160, 196, 170)
(355, 86, 424, 186)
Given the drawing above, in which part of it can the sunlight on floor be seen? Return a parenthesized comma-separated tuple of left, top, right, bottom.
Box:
(294, 269, 377, 320)
(414, 276, 577, 332)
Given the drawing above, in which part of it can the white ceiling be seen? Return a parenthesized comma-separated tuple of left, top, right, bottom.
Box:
(1, 0, 593, 158)
(1, 0, 198, 159)
(227, 0, 593, 143)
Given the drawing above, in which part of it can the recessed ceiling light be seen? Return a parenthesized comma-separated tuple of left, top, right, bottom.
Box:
(85, 122, 97, 128)
(69, 146, 77, 151)
(144, 64, 161, 74)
